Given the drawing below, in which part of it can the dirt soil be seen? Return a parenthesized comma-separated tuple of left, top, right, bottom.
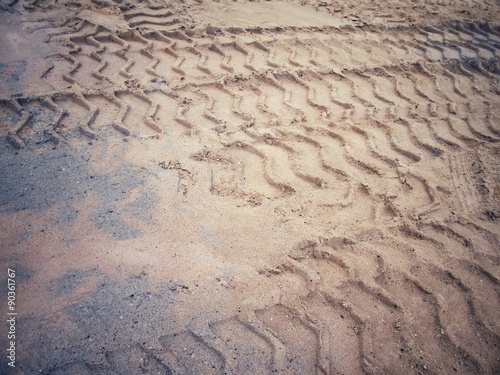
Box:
(0, 0, 499, 374)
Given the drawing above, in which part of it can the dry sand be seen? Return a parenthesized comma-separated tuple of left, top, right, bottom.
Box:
(0, 0, 499, 374)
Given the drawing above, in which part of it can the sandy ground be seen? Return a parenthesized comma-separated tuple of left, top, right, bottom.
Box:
(0, 0, 499, 374)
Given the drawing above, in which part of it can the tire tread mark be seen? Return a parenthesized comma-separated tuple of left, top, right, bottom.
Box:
(73, 93, 98, 139)
(6, 100, 32, 149)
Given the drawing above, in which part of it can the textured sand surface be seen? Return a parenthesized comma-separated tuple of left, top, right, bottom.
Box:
(0, 0, 499, 374)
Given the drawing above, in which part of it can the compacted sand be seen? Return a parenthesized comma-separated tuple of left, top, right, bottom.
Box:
(0, 0, 499, 373)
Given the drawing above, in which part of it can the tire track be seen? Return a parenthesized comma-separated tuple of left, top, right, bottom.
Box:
(20, 16, 499, 90)
(198, 230, 496, 374)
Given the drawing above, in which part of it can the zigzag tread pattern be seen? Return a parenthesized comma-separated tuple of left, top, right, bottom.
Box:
(2, 21, 499, 219)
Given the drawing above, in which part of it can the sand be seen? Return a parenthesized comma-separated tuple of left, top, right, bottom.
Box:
(0, 0, 499, 373)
